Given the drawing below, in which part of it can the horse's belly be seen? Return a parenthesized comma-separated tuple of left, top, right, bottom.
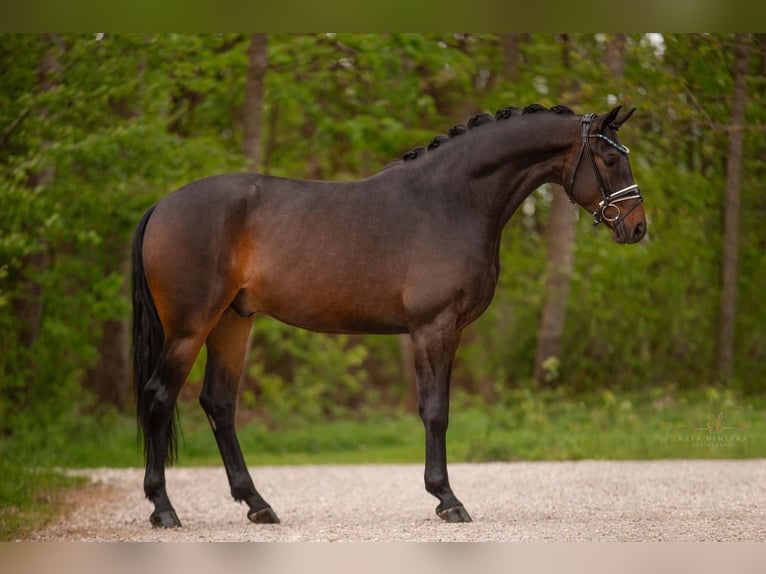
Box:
(269, 309, 407, 335)
(244, 277, 409, 335)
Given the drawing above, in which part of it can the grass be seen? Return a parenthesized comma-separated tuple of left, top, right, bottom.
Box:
(451, 386, 766, 461)
(0, 460, 85, 541)
(2, 384, 765, 539)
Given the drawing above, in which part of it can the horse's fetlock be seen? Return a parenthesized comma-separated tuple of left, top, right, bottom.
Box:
(144, 474, 166, 501)
(229, 475, 256, 501)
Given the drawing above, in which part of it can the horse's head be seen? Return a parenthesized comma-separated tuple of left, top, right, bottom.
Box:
(566, 106, 646, 244)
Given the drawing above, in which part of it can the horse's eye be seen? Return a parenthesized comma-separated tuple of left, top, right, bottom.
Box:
(604, 157, 616, 167)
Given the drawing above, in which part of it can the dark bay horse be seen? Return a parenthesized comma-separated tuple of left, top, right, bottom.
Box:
(132, 104, 646, 528)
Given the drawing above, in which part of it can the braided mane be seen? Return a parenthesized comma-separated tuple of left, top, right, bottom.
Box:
(400, 104, 576, 163)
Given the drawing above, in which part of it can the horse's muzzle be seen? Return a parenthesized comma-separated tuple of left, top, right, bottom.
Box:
(614, 218, 646, 244)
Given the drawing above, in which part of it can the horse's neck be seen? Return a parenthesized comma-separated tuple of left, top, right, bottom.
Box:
(446, 117, 577, 230)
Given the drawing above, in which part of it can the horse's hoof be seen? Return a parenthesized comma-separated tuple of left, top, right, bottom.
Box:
(150, 509, 182, 528)
(437, 505, 473, 523)
(248, 506, 281, 524)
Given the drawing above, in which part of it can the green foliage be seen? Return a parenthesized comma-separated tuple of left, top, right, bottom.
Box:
(0, 34, 246, 431)
(244, 318, 372, 421)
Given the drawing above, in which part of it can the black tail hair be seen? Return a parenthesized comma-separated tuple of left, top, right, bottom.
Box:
(131, 205, 179, 464)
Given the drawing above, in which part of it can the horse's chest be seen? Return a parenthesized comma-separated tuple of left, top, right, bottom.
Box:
(457, 262, 499, 326)
(402, 251, 498, 328)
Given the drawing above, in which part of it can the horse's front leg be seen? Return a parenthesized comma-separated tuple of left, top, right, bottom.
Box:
(410, 316, 472, 523)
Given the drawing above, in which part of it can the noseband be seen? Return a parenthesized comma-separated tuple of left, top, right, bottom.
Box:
(566, 113, 643, 228)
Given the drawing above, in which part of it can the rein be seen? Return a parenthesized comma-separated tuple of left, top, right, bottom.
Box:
(567, 113, 643, 228)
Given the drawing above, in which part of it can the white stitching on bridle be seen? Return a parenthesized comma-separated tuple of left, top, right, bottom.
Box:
(597, 184, 642, 222)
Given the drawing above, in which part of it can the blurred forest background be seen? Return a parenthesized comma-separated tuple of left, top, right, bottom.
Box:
(2, 33, 766, 441)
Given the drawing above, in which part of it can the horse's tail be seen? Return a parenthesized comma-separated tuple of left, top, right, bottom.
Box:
(131, 205, 177, 464)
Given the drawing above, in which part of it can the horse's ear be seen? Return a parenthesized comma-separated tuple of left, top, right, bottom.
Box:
(598, 106, 622, 132)
(611, 107, 636, 131)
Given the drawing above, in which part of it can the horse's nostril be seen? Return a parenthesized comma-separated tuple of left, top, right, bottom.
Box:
(633, 221, 646, 241)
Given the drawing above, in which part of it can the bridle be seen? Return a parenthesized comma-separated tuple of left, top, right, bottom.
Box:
(566, 113, 643, 228)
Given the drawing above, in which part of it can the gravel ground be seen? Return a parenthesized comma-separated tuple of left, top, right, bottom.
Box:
(28, 460, 766, 542)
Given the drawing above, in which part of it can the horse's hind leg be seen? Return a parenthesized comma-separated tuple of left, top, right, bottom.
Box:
(200, 308, 280, 524)
(143, 334, 206, 528)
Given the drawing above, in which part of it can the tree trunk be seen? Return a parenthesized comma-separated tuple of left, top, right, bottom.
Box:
(718, 33, 749, 381)
(243, 33, 268, 172)
(533, 187, 577, 384)
(240, 34, 268, 391)
(503, 34, 520, 82)
(84, 256, 131, 410)
(533, 34, 580, 385)
(605, 33, 627, 78)
(86, 319, 131, 409)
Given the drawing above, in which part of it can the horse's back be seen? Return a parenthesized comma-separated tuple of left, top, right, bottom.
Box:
(141, 173, 416, 334)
